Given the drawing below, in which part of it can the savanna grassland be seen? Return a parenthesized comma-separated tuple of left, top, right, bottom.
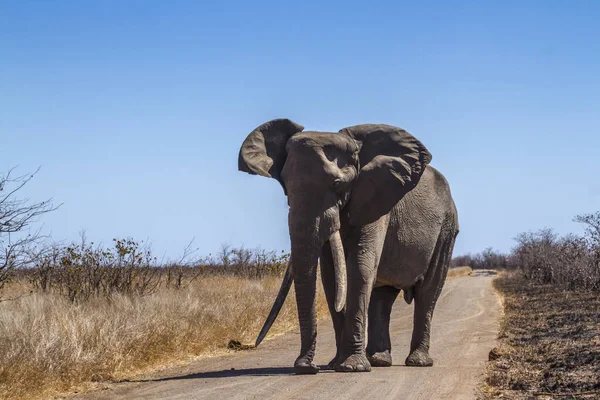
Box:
(0, 273, 328, 400)
(0, 240, 328, 400)
(0, 241, 476, 400)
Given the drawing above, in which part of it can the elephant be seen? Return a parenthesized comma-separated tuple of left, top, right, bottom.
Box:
(238, 118, 459, 374)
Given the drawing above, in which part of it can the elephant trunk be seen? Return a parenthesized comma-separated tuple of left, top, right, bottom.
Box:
(329, 230, 347, 312)
(254, 231, 346, 347)
(290, 235, 320, 363)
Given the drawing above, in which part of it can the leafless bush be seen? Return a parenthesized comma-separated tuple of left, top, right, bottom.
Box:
(29, 245, 61, 293)
(574, 211, 600, 244)
(453, 212, 600, 291)
(162, 239, 200, 289)
(0, 167, 59, 296)
(512, 213, 600, 291)
(30, 236, 161, 302)
(28, 238, 291, 301)
(451, 247, 510, 270)
(513, 228, 560, 284)
(201, 244, 289, 279)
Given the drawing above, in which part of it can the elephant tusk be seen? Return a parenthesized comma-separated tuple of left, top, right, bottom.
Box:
(255, 261, 294, 347)
(329, 230, 347, 312)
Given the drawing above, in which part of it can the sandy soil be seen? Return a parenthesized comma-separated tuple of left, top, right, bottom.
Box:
(71, 271, 500, 400)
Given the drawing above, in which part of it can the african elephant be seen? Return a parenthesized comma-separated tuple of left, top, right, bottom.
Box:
(238, 119, 459, 374)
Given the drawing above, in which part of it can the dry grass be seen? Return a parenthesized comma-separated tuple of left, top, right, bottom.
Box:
(447, 266, 473, 279)
(1, 265, 474, 400)
(481, 272, 600, 399)
(0, 275, 328, 400)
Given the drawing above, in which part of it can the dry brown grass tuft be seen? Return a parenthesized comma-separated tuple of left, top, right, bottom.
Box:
(481, 272, 600, 399)
(0, 276, 328, 400)
(447, 266, 473, 279)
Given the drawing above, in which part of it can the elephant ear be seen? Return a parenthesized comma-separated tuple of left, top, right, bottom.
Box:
(339, 124, 432, 226)
(238, 118, 304, 189)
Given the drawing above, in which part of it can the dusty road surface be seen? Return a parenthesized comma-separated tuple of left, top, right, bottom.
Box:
(72, 271, 500, 400)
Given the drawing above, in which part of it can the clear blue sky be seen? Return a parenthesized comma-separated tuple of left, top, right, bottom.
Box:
(2, 1, 599, 260)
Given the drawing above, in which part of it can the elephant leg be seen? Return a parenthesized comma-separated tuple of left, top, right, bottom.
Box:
(366, 285, 400, 367)
(406, 225, 455, 367)
(320, 241, 346, 369)
(336, 219, 387, 373)
(405, 284, 437, 366)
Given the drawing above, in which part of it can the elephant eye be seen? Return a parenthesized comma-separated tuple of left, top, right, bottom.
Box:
(324, 150, 337, 163)
(334, 177, 352, 193)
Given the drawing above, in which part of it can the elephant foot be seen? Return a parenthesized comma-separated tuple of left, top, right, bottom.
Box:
(335, 353, 372, 372)
(405, 349, 433, 367)
(294, 359, 320, 375)
(367, 350, 393, 367)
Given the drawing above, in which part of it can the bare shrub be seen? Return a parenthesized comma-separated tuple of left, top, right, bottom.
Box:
(27, 238, 292, 301)
(574, 211, 600, 281)
(29, 245, 61, 293)
(512, 214, 600, 291)
(574, 211, 600, 244)
(201, 244, 289, 279)
(163, 240, 199, 289)
(0, 167, 58, 296)
(513, 228, 560, 284)
(451, 247, 509, 270)
(453, 212, 600, 291)
(30, 236, 160, 302)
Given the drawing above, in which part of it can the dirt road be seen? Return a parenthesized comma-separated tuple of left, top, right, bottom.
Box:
(73, 271, 500, 400)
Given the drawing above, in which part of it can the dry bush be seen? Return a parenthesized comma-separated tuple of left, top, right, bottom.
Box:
(451, 247, 510, 270)
(201, 244, 289, 279)
(513, 227, 600, 291)
(27, 240, 291, 300)
(0, 167, 58, 296)
(29, 237, 161, 302)
(0, 274, 328, 400)
(457, 212, 600, 291)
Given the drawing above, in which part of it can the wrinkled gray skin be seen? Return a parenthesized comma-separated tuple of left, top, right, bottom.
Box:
(238, 119, 459, 374)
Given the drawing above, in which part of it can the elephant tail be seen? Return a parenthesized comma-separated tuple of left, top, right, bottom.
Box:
(255, 262, 294, 347)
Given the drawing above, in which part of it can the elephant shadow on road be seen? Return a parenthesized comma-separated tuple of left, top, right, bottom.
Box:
(120, 364, 412, 384)
(120, 366, 299, 383)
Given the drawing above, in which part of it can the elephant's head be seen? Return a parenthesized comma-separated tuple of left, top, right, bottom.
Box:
(238, 118, 432, 348)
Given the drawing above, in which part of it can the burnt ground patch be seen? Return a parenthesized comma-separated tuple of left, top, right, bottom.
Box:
(481, 273, 600, 399)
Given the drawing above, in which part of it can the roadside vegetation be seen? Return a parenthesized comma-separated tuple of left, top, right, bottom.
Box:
(446, 265, 473, 279)
(451, 246, 510, 271)
(0, 239, 330, 400)
(475, 212, 600, 399)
